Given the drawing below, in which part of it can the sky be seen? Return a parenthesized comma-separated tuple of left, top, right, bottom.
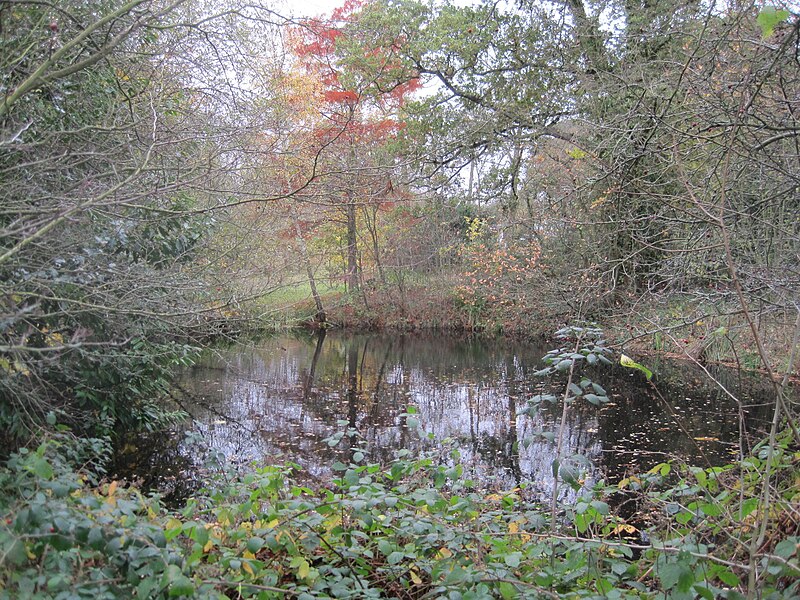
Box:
(282, 0, 341, 19)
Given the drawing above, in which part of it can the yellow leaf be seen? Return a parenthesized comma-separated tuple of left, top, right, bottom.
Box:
(612, 524, 638, 535)
(203, 540, 214, 553)
(267, 519, 279, 529)
(242, 561, 254, 576)
(107, 481, 118, 497)
(437, 547, 452, 559)
(508, 521, 519, 534)
(410, 569, 423, 585)
(45, 332, 64, 347)
(297, 559, 310, 579)
(243, 551, 255, 560)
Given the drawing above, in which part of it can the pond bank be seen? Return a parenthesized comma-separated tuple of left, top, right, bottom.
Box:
(270, 283, 798, 381)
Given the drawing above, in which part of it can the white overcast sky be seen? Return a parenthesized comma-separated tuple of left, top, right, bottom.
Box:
(281, 0, 341, 19)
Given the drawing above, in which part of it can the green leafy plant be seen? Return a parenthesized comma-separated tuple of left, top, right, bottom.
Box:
(522, 324, 614, 529)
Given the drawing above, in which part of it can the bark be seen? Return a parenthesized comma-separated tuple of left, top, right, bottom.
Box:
(346, 197, 359, 292)
(291, 206, 326, 325)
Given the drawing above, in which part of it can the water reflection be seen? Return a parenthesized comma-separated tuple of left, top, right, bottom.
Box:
(180, 331, 776, 501)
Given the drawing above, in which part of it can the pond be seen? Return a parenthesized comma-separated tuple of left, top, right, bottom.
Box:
(114, 331, 780, 504)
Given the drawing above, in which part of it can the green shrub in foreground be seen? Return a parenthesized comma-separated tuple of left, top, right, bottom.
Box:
(1, 436, 798, 599)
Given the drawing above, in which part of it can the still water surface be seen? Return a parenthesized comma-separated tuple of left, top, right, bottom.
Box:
(168, 331, 776, 502)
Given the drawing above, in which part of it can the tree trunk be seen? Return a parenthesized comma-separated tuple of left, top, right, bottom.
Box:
(346, 197, 359, 292)
(365, 205, 386, 285)
(291, 205, 326, 325)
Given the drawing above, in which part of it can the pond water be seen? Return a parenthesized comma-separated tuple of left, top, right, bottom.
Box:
(128, 330, 780, 504)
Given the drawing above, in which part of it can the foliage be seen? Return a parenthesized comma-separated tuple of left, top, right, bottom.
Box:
(0, 0, 275, 448)
(454, 216, 543, 331)
(2, 424, 798, 599)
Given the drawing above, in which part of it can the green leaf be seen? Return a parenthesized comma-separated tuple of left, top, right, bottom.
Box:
(504, 552, 522, 568)
(2, 537, 27, 566)
(246, 537, 265, 553)
(387, 551, 405, 565)
(377, 539, 393, 556)
(694, 584, 714, 600)
(168, 577, 193, 597)
(290, 556, 311, 579)
(498, 581, 518, 600)
(677, 565, 695, 592)
(739, 498, 758, 520)
(619, 354, 653, 380)
(757, 7, 790, 38)
(32, 458, 54, 480)
(658, 562, 683, 590)
(190, 524, 208, 547)
(560, 464, 579, 489)
(717, 568, 740, 586)
(164, 565, 193, 597)
(137, 578, 159, 599)
(590, 501, 609, 515)
(699, 502, 722, 517)
(774, 537, 798, 560)
(584, 393, 604, 406)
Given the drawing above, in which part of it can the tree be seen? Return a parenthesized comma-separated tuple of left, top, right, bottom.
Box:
(287, 0, 419, 300)
(0, 0, 292, 445)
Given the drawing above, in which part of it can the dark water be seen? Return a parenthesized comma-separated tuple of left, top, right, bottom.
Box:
(137, 331, 779, 503)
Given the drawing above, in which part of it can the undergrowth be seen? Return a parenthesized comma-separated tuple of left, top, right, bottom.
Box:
(1, 427, 798, 599)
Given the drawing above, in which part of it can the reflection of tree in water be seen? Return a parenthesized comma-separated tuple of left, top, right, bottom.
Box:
(169, 332, 782, 502)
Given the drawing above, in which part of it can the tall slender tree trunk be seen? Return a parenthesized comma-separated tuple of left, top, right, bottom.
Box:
(291, 205, 326, 325)
(346, 196, 359, 292)
(366, 205, 386, 285)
